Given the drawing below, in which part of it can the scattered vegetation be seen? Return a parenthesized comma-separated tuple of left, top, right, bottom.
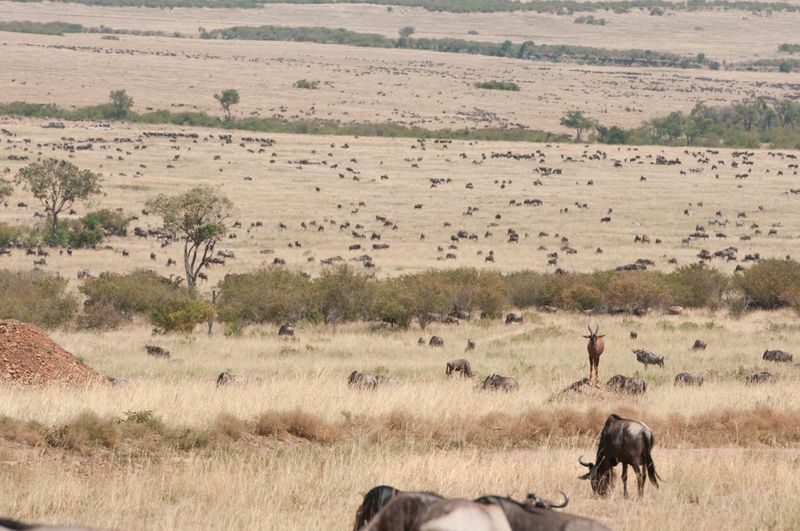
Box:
(574, 15, 606, 24)
(8, 0, 800, 15)
(0, 20, 83, 35)
(292, 79, 319, 89)
(198, 25, 715, 69)
(0, 270, 77, 328)
(474, 80, 520, 91)
(778, 43, 800, 54)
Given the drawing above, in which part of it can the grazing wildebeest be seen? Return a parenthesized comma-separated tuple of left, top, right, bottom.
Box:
(578, 414, 661, 498)
(691, 339, 707, 350)
(505, 313, 523, 324)
(278, 323, 295, 336)
(583, 324, 605, 387)
(746, 371, 775, 384)
(348, 371, 379, 389)
(144, 345, 169, 358)
(216, 371, 235, 387)
(674, 372, 704, 386)
(763, 349, 793, 363)
(445, 359, 473, 378)
(629, 331, 638, 340)
(606, 375, 647, 395)
(429, 336, 444, 347)
(465, 339, 476, 351)
(634, 348, 664, 369)
(479, 373, 519, 392)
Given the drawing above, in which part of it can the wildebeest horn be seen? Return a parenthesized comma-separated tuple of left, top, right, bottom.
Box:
(550, 491, 569, 508)
(578, 455, 593, 467)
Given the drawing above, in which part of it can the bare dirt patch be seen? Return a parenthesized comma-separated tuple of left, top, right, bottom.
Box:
(0, 320, 101, 384)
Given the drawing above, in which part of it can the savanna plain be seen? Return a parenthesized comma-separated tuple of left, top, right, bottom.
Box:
(0, 1, 800, 530)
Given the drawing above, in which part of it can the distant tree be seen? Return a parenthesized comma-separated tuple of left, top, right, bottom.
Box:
(146, 186, 233, 288)
(108, 89, 133, 119)
(0, 178, 12, 201)
(399, 26, 415, 39)
(596, 125, 629, 144)
(560, 110, 596, 141)
(779, 61, 792, 73)
(15, 159, 102, 243)
(214, 89, 240, 120)
(517, 40, 535, 59)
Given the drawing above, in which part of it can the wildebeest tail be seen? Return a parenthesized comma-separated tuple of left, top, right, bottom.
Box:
(644, 432, 662, 487)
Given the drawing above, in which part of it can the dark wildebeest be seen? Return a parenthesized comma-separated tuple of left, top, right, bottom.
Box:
(479, 373, 519, 392)
(359, 489, 608, 531)
(691, 339, 707, 350)
(216, 371, 235, 387)
(606, 374, 647, 395)
(445, 359, 473, 378)
(763, 349, 793, 363)
(674, 372, 704, 386)
(144, 345, 169, 358)
(583, 324, 605, 386)
(746, 371, 775, 384)
(348, 370, 379, 389)
(0, 518, 101, 530)
(505, 313, 523, 324)
(579, 414, 661, 498)
(429, 336, 444, 347)
(634, 348, 664, 369)
(465, 339, 476, 351)
(353, 487, 443, 531)
(629, 331, 638, 340)
(278, 323, 295, 336)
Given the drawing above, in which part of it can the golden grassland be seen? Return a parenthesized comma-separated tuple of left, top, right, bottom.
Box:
(0, 310, 799, 530)
(0, 1, 798, 62)
(0, 29, 798, 134)
(2, 119, 800, 291)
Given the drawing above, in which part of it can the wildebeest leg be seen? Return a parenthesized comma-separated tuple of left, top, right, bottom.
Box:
(621, 462, 629, 498)
(633, 463, 644, 497)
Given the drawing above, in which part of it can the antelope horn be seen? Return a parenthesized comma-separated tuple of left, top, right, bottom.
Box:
(587, 325, 593, 334)
(550, 491, 569, 508)
(578, 455, 592, 467)
(595, 323, 600, 334)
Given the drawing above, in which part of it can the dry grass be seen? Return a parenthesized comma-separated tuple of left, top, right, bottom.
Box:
(0, 311, 798, 528)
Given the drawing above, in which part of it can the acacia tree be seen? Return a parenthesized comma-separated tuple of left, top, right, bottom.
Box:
(147, 186, 233, 288)
(109, 89, 134, 119)
(15, 159, 102, 243)
(214, 89, 240, 120)
(560, 110, 596, 141)
(0, 178, 12, 201)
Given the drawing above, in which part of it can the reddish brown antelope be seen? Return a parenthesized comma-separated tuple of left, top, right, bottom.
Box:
(583, 324, 605, 387)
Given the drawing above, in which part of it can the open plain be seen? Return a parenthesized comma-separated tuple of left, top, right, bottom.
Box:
(1, 1, 800, 530)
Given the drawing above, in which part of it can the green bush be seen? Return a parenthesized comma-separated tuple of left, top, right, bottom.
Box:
(666, 264, 728, 308)
(293, 79, 319, 89)
(506, 271, 563, 308)
(739, 258, 800, 309)
(474, 80, 520, 91)
(314, 265, 372, 324)
(81, 209, 131, 236)
(606, 271, 671, 311)
(0, 223, 23, 248)
(150, 299, 214, 333)
(216, 266, 314, 326)
(80, 270, 191, 319)
(0, 270, 77, 328)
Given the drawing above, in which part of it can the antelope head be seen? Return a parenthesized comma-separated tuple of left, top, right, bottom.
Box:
(582, 323, 605, 345)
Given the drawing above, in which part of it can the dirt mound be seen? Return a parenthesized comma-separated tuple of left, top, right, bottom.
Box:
(0, 320, 101, 384)
(547, 378, 615, 402)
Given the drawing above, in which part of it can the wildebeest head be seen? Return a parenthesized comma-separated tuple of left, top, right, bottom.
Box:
(578, 455, 615, 496)
(582, 323, 605, 348)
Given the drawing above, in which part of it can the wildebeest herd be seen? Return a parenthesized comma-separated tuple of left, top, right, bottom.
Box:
(335, 317, 791, 529)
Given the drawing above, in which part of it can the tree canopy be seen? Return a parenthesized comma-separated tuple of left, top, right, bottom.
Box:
(109, 89, 134, 119)
(214, 89, 240, 120)
(15, 159, 102, 243)
(146, 186, 233, 288)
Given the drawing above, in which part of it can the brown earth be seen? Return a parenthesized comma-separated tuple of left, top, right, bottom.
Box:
(0, 320, 101, 385)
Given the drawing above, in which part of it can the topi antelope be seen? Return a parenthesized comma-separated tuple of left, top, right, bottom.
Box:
(583, 323, 605, 387)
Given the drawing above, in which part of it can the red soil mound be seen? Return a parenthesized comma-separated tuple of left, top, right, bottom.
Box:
(0, 319, 101, 384)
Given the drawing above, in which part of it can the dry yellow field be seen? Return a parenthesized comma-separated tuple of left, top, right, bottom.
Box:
(1, 3, 800, 530)
(0, 311, 799, 530)
(2, 118, 799, 288)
